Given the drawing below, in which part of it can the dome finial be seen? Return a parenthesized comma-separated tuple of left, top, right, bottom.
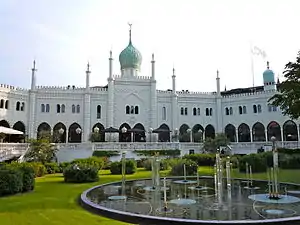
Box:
(128, 22, 132, 44)
(267, 61, 270, 69)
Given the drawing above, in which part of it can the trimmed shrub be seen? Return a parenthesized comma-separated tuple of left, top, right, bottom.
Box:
(92, 150, 120, 157)
(0, 168, 23, 196)
(110, 160, 137, 175)
(239, 152, 273, 173)
(63, 164, 99, 183)
(58, 162, 71, 173)
(169, 159, 198, 176)
(143, 158, 169, 171)
(183, 154, 216, 166)
(71, 157, 104, 170)
(27, 162, 47, 177)
(133, 149, 180, 157)
(44, 162, 60, 174)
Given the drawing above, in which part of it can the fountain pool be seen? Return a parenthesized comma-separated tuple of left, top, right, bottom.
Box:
(80, 177, 300, 225)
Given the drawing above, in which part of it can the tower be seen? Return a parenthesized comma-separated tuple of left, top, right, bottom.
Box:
(263, 61, 276, 91)
(216, 70, 223, 133)
(150, 53, 157, 130)
(28, 60, 37, 139)
(83, 63, 91, 142)
(171, 67, 178, 132)
(107, 50, 115, 128)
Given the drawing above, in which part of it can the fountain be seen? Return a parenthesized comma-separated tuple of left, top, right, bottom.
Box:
(143, 153, 163, 192)
(81, 149, 300, 225)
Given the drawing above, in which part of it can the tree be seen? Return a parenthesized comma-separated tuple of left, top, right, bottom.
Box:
(268, 51, 300, 120)
(89, 132, 104, 142)
(202, 133, 230, 153)
(24, 138, 58, 164)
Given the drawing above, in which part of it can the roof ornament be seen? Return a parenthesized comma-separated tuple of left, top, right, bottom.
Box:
(128, 22, 132, 44)
(86, 62, 90, 73)
(32, 60, 37, 72)
(267, 61, 270, 69)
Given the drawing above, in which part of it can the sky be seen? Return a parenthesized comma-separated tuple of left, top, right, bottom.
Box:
(0, 0, 300, 92)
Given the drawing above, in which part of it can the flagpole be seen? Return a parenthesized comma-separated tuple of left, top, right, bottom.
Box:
(250, 42, 255, 89)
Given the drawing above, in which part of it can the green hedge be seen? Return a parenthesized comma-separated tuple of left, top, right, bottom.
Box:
(71, 157, 105, 170)
(133, 149, 180, 156)
(92, 150, 120, 157)
(169, 159, 198, 176)
(143, 158, 169, 171)
(63, 164, 99, 183)
(110, 160, 137, 175)
(44, 162, 60, 174)
(183, 154, 216, 166)
(0, 163, 35, 196)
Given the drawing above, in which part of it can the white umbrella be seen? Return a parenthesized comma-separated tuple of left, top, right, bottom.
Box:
(0, 126, 24, 135)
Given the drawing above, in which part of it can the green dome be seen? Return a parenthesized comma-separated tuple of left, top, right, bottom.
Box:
(263, 62, 275, 84)
(119, 26, 142, 70)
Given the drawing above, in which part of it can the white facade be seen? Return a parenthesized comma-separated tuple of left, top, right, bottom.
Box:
(0, 30, 298, 146)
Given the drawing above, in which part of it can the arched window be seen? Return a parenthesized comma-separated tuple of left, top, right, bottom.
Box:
(225, 107, 229, 115)
(184, 107, 188, 115)
(57, 104, 61, 113)
(5, 100, 9, 109)
(21, 102, 25, 111)
(76, 104, 80, 113)
(180, 107, 184, 115)
(268, 105, 272, 112)
(41, 104, 45, 112)
(61, 104, 65, 113)
(243, 106, 247, 114)
(0, 99, 4, 108)
(46, 104, 50, 112)
(257, 104, 262, 113)
(229, 107, 233, 115)
(239, 106, 243, 114)
(253, 105, 257, 113)
(134, 106, 139, 114)
(209, 108, 213, 116)
(72, 104, 75, 113)
(193, 107, 197, 116)
(197, 108, 200, 115)
(272, 106, 277, 111)
(97, 105, 101, 119)
(162, 107, 166, 120)
(206, 108, 209, 116)
(16, 101, 21, 111)
(126, 105, 130, 114)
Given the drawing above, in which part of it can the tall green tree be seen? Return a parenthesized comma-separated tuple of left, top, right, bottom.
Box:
(202, 133, 230, 153)
(24, 138, 58, 164)
(268, 51, 300, 119)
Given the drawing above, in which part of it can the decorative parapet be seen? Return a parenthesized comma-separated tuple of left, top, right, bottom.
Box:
(222, 89, 277, 99)
(113, 74, 151, 80)
(0, 84, 28, 91)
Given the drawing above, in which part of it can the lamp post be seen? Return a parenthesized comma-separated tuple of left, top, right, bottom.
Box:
(121, 127, 127, 142)
(76, 127, 82, 143)
(187, 128, 192, 143)
(149, 127, 153, 143)
(94, 126, 99, 133)
(271, 136, 279, 198)
(174, 128, 178, 142)
(198, 130, 203, 142)
(58, 128, 64, 143)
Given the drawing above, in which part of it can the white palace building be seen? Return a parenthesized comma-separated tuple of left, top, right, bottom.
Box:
(0, 27, 299, 161)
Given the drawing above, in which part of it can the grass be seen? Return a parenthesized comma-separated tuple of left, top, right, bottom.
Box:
(0, 167, 300, 225)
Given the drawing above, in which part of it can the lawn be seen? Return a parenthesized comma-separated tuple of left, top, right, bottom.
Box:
(0, 167, 300, 225)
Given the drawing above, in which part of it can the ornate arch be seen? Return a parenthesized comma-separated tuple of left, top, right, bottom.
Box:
(224, 124, 236, 142)
(267, 121, 281, 141)
(252, 122, 265, 142)
(192, 124, 204, 142)
(68, 123, 82, 143)
(238, 123, 251, 142)
(119, 123, 131, 142)
(0, 120, 10, 128)
(205, 124, 215, 139)
(132, 123, 145, 142)
(53, 122, 67, 143)
(283, 120, 298, 141)
(37, 122, 51, 140)
(157, 123, 170, 142)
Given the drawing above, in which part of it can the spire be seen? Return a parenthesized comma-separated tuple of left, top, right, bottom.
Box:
(151, 53, 155, 62)
(86, 62, 91, 73)
(267, 61, 270, 69)
(32, 60, 37, 72)
(128, 22, 132, 44)
(217, 70, 219, 78)
(224, 85, 227, 91)
(109, 50, 112, 59)
(172, 66, 175, 77)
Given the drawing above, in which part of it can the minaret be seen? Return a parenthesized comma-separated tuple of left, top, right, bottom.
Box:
(149, 53, 157, 133)
(107, 50, 115, 130)
(171, 67, 178, 132)
(31, 60, 37, 90)
(216, 70, 223, 133)
(172, 67, 176, 93)
(151, 53, 155, 80)
(86, 62, 90, 89)
(83, 63, 91, 142)
(263, 61, 276, 91)
(28, 60, 37, 139)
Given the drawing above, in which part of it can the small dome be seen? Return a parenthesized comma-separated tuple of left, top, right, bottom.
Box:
(263, 62, 275, 84)
(119, 41, 142, 70)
